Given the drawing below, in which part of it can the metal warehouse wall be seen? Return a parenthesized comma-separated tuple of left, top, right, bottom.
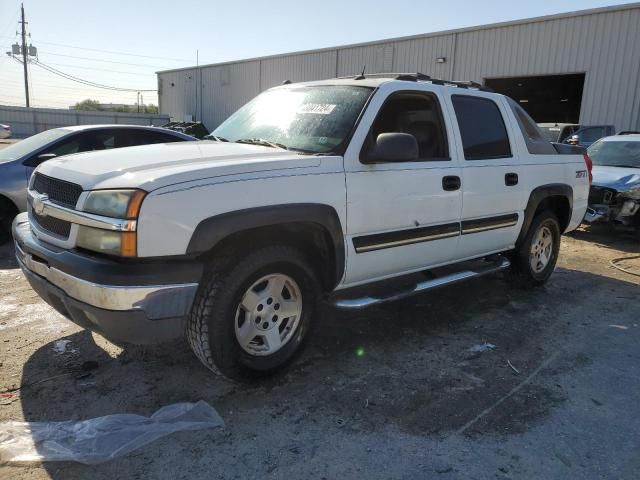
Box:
(0, 106, 170, 138)
(158, 3, 640, 132)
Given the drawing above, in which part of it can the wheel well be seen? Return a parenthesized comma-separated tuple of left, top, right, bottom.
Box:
(0, 194, 19, 221)
(199, 222, 339, 292)
(0, 194, 18, 211)
(534, 195, 571, 232)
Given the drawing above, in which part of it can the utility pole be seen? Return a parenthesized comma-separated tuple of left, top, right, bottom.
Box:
(20, 3, 30, 108)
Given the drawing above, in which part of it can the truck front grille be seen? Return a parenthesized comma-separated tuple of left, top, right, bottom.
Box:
(589, 187, 617, 205)
(32, 172, 83, 208)
(32, 211, 72, 239)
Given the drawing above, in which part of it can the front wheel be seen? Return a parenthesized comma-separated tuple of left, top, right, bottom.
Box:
(186, 245, 320, 379)
(511, 211, 561, 287)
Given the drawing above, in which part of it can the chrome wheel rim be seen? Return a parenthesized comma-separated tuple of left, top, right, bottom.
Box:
(529, 225, 554, 273)
(234, 273, 303, 356)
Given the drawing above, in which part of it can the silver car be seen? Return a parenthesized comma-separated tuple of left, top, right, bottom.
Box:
(0, 125, 195, 242)
(584, 134, 640, 227)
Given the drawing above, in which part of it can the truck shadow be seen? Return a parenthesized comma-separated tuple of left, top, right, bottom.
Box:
(16, 266, 640, 476)
(569, 224, 640, 254)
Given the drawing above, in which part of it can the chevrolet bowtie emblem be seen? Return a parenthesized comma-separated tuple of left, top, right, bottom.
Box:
(32, 193, 49, 216)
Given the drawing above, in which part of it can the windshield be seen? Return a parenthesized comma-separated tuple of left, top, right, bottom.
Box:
(0, 128, 70, 161)
(588, 140, 640, 168)
(212, 85, 373, 154)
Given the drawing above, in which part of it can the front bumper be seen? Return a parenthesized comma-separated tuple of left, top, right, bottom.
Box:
(584, 200, 640, 225)
(12, 213, 202, 344)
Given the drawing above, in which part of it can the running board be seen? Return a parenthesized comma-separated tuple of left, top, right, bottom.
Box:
(331, 255, 511, 310)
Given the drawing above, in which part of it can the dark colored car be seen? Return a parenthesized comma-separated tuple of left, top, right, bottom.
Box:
(0, 125, 196, 242)
(564, 125, 616, 148)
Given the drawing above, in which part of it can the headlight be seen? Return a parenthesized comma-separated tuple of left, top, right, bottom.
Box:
(83, 190, 145, 219)
(625, 188, 640, 200)
(76, 226, 137, 256)
(78, 189, 145, 257)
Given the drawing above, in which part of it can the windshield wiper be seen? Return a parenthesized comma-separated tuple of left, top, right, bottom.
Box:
(235, 138, 288, 150)
(205, 134, 229, 142)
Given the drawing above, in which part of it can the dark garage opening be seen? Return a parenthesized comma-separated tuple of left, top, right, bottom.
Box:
(484, 73, 585, 124)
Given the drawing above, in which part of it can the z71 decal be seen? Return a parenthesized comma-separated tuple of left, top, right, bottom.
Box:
(576, 170, 588, 178)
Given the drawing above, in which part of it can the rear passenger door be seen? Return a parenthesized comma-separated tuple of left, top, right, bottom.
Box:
(448, 94, 525, 258)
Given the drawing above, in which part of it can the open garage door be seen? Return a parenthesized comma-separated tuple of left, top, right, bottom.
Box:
(484, 74, 585, 124)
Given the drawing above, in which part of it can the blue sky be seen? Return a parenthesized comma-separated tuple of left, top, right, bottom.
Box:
(0, 0, 635, 108)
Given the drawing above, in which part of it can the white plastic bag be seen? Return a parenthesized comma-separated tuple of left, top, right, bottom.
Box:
(0, 400, 223, 464)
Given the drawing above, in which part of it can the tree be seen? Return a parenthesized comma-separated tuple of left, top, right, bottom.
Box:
(72, 99, 101, 111)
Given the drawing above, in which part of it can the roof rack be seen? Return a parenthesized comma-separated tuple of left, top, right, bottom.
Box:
(338, 72, 493, 91)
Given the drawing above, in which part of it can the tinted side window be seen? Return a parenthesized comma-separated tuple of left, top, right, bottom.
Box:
(116, 129, 182, 148)
(44, 137, 83, 157)
(507, 98, 556, 155)
(362, 91, 449, 162)
(81, 130, 116, 150)
(451, 95, 511, 160)
(580, 127, 607, 143)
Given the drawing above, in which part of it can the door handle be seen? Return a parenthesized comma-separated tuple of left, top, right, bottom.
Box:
(442, 176, 461, 191)
(505, 173, 519, 186)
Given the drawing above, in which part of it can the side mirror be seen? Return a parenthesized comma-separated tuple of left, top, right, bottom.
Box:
(37, 153, 57, 161)
(365, 133, 419, 163)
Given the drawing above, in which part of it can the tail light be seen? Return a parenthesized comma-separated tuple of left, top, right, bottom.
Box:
(583, 153, 593, 185)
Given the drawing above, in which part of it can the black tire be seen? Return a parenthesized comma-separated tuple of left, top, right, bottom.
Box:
(511, 211, 561, 288)
(0, 202, 17, 245)
(186, 245, 321, 380)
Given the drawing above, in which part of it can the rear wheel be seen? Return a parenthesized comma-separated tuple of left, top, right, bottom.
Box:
(511, 211, 561, 287)
(186, 245, 320, 380)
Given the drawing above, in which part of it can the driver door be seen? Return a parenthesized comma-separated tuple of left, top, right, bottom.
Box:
(343, 87, 463, 286)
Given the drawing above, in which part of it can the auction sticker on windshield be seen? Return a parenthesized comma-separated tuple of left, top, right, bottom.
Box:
(298, 104, 336, 115)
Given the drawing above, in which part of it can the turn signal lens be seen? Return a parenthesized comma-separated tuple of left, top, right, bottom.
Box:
(120, 232, 137, 257)
(125, 190, 146, 219)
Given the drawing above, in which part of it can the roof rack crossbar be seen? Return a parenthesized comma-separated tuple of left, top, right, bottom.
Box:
(336, 72, 493, 91)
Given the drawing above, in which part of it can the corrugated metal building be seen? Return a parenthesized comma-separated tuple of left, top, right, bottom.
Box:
(157, 3, 640, 132)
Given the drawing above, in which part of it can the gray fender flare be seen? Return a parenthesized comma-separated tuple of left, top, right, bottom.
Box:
(516, 183, 573, 246)
(187, 203, 345, 286)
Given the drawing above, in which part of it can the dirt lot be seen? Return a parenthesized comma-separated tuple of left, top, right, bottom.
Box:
(0, 225, 639, 479)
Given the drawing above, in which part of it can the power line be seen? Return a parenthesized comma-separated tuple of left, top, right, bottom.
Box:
(38, 50, 171, 69)
(35, 39, 191, 62)
(1, 34, 192, 62)
(39, 61, 159, 77)
(1, 77, 157, 95)
(25, 58, 157, 92)
(0, 7, 20, 40)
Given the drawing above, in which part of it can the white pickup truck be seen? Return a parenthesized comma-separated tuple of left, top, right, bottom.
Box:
(13, 73, 590, 379)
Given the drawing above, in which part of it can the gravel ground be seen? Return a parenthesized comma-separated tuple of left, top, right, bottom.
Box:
(0, 225, 639, 479)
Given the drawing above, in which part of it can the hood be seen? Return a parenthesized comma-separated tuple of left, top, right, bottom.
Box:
(592, 165, 640, 192)
(36, 141, 321, 191)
